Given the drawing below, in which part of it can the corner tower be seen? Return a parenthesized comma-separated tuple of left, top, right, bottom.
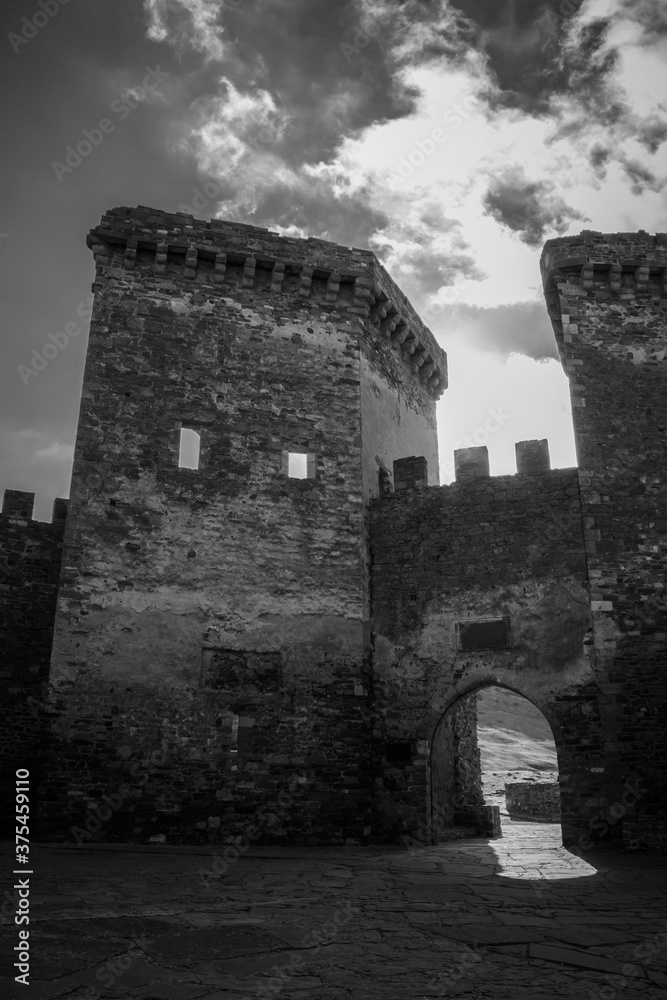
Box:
(542, 230, 667, 850)
(45, 205, 446, 844)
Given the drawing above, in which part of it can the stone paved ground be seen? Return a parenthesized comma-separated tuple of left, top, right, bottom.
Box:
(2, 822, 667, 999)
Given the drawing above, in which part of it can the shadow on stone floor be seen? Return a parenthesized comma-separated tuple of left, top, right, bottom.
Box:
(1, 828, 666, 999)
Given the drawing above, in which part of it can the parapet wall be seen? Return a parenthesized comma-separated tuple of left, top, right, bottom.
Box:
(0, 489, 67, 836)
(89, 206, 447, 399)
(371, 463, 587, 642)
(541, 229, 667, 354)
(0, 489, 67, 684)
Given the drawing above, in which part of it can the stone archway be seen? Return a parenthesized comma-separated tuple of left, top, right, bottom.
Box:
(429, 683, 563, 844)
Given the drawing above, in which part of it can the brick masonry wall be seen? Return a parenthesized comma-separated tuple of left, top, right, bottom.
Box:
(370, 468, 603, 847)
(542, 231, 667, 851)
(0, 490, 66, 836)
(42, 206, 444, 846)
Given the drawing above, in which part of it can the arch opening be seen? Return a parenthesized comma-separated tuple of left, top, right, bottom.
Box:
(430, 684, 562, 844)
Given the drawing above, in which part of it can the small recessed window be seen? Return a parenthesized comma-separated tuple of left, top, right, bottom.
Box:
(385, 743, 412, 763)
(458, 617, 511, 651)
(286, 452, 307, 479)
(179, 427, 201, 470)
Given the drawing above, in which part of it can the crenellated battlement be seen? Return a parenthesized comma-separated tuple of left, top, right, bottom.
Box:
(541, 229, 667, 281)
(541, 231, 667, 349)
(87, 206, 447, 398)
(369, 459, 586, 644)
(1, 489, 68, 525)
(376, 440, 559, 495)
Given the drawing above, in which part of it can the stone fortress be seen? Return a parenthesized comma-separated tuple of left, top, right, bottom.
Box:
(1, 207, 666, 853)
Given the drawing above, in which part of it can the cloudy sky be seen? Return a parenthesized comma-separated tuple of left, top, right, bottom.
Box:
(1, 0, 665, 519)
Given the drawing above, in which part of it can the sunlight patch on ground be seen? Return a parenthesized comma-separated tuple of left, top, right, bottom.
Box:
(489, 822, 599, 879)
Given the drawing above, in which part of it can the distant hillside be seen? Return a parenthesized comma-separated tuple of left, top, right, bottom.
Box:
(477, 686, 554, 743)
(476, 687, 558, 813)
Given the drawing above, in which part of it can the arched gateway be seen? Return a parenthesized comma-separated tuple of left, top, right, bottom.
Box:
(430, 684, 561, 843)
(369, 453, 606, 850)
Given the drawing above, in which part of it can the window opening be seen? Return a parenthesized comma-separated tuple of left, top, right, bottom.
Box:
(179, 427, 201, 469)
(287, 452, 308, 479)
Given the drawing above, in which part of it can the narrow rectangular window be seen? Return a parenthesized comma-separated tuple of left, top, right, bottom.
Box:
(179, 427, 201, 469)
(230, 713, 239, 771)
(287, 452, 308, 479)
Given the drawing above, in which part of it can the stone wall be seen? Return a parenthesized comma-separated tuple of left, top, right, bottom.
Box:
(370, 457, 601, 847)
(0, 490, 66, 835)
(542, 231, 667, 851)
(505, 782, 561, 822)
(429, 691, 490, 840)
(41, 206, 445, 845)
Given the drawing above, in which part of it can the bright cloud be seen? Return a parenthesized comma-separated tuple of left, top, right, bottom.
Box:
(144, 0, 228, 61)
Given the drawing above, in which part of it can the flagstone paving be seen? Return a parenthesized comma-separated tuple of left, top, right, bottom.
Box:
(2, 821, 667, 999)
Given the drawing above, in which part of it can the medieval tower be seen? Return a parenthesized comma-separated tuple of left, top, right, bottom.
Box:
(42, 205, 446, 845)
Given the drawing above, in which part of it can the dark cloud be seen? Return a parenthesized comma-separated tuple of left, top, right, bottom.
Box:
(551, 9, 667, 158)
(434, 301, 560, 362)
(482, 169, 587, 246)
(140, 0, 468, 241)
(636, 118, 667, 156)
(590, 143, 610, 172)
(145, 0, 431, 166)
(444, 0, 572, 114)
(619, 157, 662, 196)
